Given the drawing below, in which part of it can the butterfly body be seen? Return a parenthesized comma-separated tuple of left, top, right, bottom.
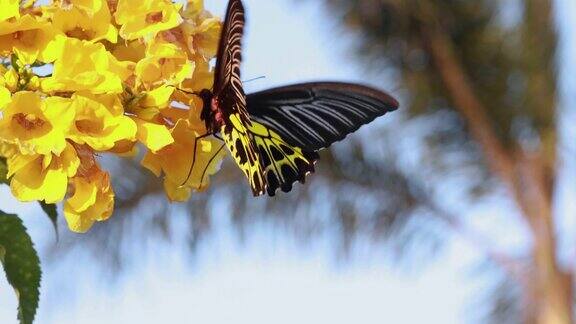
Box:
(198, 89, 224, 133)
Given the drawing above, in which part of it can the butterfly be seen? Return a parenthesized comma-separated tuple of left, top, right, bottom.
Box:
(186, 0, 399, 196)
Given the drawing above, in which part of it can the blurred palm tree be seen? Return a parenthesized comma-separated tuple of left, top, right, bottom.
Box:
(307, 0, 568, 323)
(47, 0, 571, 323)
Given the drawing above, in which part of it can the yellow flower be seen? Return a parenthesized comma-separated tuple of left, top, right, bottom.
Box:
(0, 0, 20, 22)
(1, 60, 41, 92)
(0, 92, 74, 155)
(161, 106, 193, 125)
(125, 85, 174, 119)
(162, 178, 192, 202)
(183, 0, 204, 16)
(68, 93, 137, 151)
(3, 68, 19, 92)
(135, 41, 194, 89)
(0, 86, 10, 109)
(0, 0, 225, 231)
(42, 38, 133, 94)
(115, 0, 183, 41)
(65, 0, 103, 14)
(140, 84, 175, 109)
(8, 142, 80, 203)
(174, 59, 214, 127)
(0, 142, 14, 159)
(0, 15, 57, 64)
(133, 118, 174, 153)
(64, 167, 114, 233)
(107, 139, 138, 156)
(51, 0, 118, 43)
(181, 0, 221, 59)
(178, 58, 213, 95)
(121, 85, 176, 152)
(111, 40, 147, 63)
(0, 68, 10, 108)
(141, 119, 225, 201)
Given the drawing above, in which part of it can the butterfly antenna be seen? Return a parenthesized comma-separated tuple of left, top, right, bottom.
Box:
(180, 133, 211, 187)
(174, 86, 200, 97)
(242, 76, 266, 84)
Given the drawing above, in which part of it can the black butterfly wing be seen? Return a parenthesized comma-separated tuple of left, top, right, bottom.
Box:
(246, 82, 399, 151)
(248, 121, 319, 196)
(213, 0, 266, 196)
(213, 0, 245, 100)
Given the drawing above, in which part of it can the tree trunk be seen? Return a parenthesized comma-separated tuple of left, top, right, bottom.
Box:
(417, 1, 572, 322)
(519, 153, 573, 324)
(519, 1, 570, 322)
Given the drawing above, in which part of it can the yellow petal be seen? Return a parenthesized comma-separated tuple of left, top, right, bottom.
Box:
(134, 119, 174, 152)
(69, 93, 138, 151)
(141, 85, 175, 108)
(63, 208, 95, 233)
(116, 0, 183, 40)
(0, 0, 19, 21)
(66, 177, 98, 213)
(64, 169, 114, 233)
(51, 2, 118, 43)
(41, 38, 132, 94)
(141, 120, 225, 199)
(0, 92, 74, 155)
(0, 15, 56, 65)
(0, 86, 11, 109)
(9, 143, 79, 203)
(6, 153, 37, 178)
(163, 178, 191, 202)
(10, 156, 68, 203)
(141, 151, 162, 176)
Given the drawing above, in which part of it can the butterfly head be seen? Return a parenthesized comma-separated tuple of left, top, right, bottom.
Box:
(198, 89, 213, 120)
(198, 89, 213, 103)
(197, 89, 223, 132)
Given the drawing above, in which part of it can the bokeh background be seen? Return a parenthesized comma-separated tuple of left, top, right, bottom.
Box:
(1, 0, 575, 323)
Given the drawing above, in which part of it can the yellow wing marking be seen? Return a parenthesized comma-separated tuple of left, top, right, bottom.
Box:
(221, 113, 266, 196)
(248, 121, 318, 196)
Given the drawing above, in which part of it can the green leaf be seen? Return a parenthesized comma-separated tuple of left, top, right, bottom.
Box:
(38, 202, 58, 239)
(0, 157, 7, 185)
(0, 211, 41, 324)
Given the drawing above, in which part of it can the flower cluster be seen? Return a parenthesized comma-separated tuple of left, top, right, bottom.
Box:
(0, 0, 225, 232)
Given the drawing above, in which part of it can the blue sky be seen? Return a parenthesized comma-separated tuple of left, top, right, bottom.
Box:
(1, 0, 575, 323)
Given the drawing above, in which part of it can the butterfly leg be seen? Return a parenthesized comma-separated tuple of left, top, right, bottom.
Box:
(197, 142, 226, 190)
(180, 133, 212, 186)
